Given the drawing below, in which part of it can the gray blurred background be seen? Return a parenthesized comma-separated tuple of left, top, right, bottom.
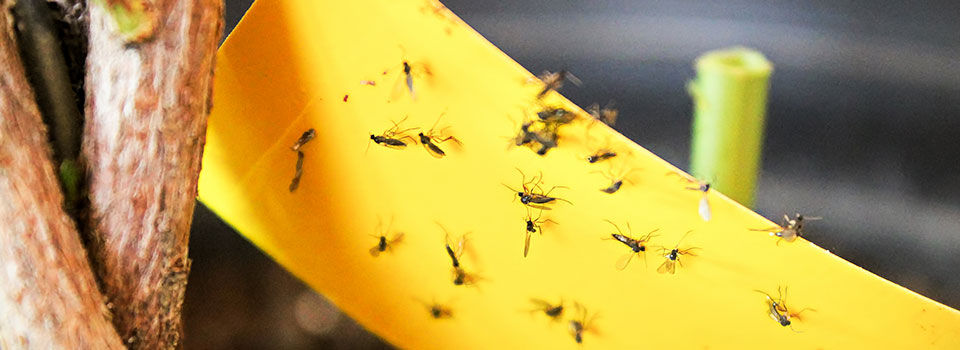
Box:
(184, 1, 960, 348)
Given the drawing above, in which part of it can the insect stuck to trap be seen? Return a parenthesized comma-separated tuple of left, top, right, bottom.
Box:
(593, 167, 637, 194)
(534, 69, 582, 99)
(605, 220, 659, 270)
(669, 172, 713, 221)
(290, 129, 316, 152)
(384, 48, 432, 101)
(587, 101, 619, 127)
(750, 213, 821, 245)
(288, 128, 316, 192)
(503, 168, 571, 210)
(537, 107, 577, 126)
(418, 112, 461, 158)
(587, 149, 617, 164)
(416, 298, 454, 320)
(368, 116, 418, 151)
(529, 298, 564, 321)
(521, 209, 555, 258)
(754, 287, 814, 332)
(439, 224, 479, 286)
(568, 302, 598, 344)
(657, 230, 700, 274)
(369, 217, 404, 257)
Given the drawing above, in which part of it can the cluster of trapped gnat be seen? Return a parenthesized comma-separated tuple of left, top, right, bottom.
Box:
(287, 49, 821, 343)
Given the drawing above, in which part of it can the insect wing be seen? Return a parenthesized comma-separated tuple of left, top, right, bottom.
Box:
(381, 138, 408, 150)
(389, 70, 410, 102)
(698, 195, 711, 221)
(388, 233, 405, 247)
(406, 73, 416, 100)
(657, 259, 676, 274)
(422, 140, 446, 158)
(369, 245, 383, 257)
(523, 230, 532, 257)
(615, 253, 635, 270)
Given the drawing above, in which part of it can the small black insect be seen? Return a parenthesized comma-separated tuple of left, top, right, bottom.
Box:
(751, 214, 821, 245)
(669, 172, 713, 221)
(657, 230, 700, 274)
(535, 70, 582, 99)
(587, 149, 617, 163)
(384, 50, 431, 101)
(369, 217, 404, 257)
(605, 220, 659, 270)
(439, 225, 479, 286)
(522, 209, 555, 257)
(537, 107, 577, 126)
(568, 302, 597, 344)
(587, 101, 618, 127)
(418, 113, 461, 158)
(755, 287, 814, 331)
(529, 298, 564, 321)
(429, 303, 453, 319)
(416, 298, 454, 319)
(593, 168, 636, 194)
(503, 168, 571, 210)
(368, 116, 418, 151)
(291, 129, 316, 152)
(442, 228, 464, 268)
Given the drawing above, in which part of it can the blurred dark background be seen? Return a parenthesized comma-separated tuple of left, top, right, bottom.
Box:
(184, 0, 960, 348)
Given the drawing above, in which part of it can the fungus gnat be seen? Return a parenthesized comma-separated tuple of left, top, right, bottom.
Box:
(440, 225, 479, 286)
(418, 112, 461, 158)
(290, 129, 316, 152)
(604, 220, 659, 270)
(369, 217, 404, 257)
(568, 302, 597, 344)
(751, 214, 821, 245)
(587, 149, 617, 164)
(368, 116, 418, 152)
(593, 167, 637, 194)
(429, 304, 453, 319)
(657, 230, 700, 274)
(502, 168, 571, 210)
(384, 49, 431, 101)
(529, 298, 564, 321)
(416, 298, 454, 320)
(537, 107, 577, 126)
(522, 209, 555, 257)
(535, 70, 582, 99)
(587, 101, 618, 127)
(440, 224, 465, 268)
(669, 172, 712, 221)
(755, 287, 814, 331)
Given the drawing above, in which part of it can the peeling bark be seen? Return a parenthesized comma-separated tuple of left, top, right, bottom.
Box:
(82, 0, 222, 347)
(0, 6, 123, 348)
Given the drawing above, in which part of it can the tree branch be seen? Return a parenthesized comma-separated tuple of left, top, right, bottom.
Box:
(82, 0, 222, 347)
(0, 4, 123, 347)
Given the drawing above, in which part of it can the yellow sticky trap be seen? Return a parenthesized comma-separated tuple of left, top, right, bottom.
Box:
(199, 0, 960, 348)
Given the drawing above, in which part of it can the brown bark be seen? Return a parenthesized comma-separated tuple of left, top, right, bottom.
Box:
(0, 6, 124, 348)
(82, 0, 222, 347)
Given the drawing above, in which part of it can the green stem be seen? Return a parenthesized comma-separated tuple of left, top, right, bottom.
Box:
(688, 47, 772, 207)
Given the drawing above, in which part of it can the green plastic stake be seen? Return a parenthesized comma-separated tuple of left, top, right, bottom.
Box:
(688, 47, 772, 207)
